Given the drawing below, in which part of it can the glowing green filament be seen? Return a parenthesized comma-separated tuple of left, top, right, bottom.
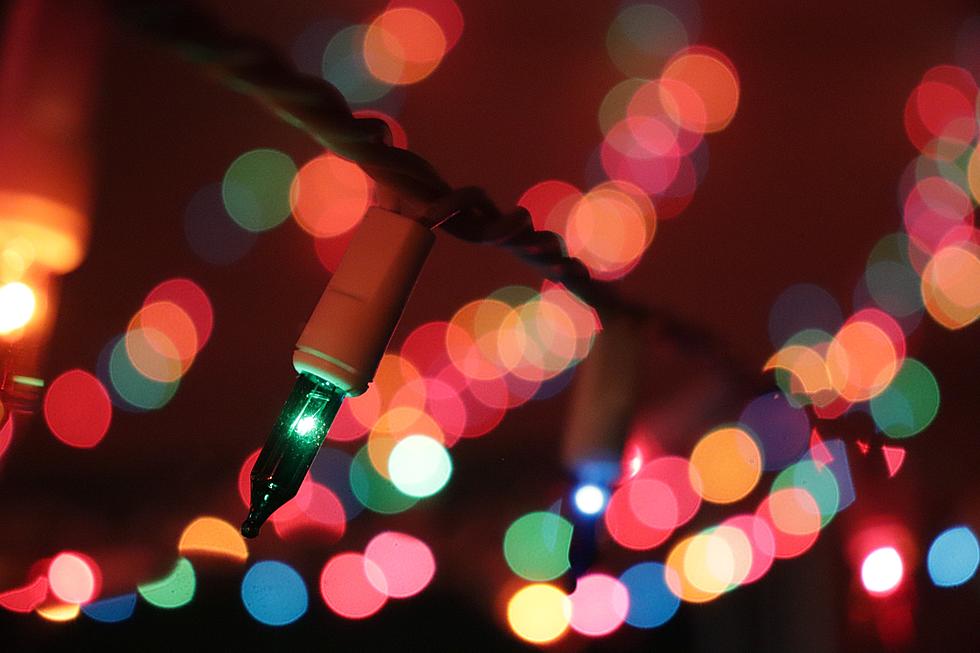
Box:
(293, 415, 318, 436)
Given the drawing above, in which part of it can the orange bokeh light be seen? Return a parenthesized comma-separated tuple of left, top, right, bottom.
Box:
(290, 153, 373, 238)
(662, 47, 740, 133)
(364, 8, 447, 85)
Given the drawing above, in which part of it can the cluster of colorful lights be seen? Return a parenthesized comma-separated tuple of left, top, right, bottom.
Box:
(518, 2, 739, 280)
(2, 0, 602, 620)
(500, 11, 980, 645)
(0, 513, 436, 625)
(1, 277, 215, 457)
(227, 279, 597, 536)
(1, 0, 978, 641)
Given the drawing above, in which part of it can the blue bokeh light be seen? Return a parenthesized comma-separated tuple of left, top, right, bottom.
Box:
(619, 562, 680, 628)
(82, 593, 137, 623)
(927, 526, 979, 588)
(241, 560, 308, 626)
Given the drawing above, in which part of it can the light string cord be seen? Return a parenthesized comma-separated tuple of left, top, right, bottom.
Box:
(106, 0, 761, 392)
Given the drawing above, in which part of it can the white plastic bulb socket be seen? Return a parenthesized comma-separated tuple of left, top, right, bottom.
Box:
(293, 207, 435, 395)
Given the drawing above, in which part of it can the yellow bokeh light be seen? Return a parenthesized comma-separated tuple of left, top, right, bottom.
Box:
(36, 601, 81, 622)
(921, 244, 980, 330)
(177, 516, 249, 562)
(0, 281, 37, 334)
(506, 583, 571, 644)
(713, 524, 754, 587)
(664, 536, 724, 604)
(763, 344, 833, 397)
(689, 427, 762, 504)
(684, 530, 736, 595)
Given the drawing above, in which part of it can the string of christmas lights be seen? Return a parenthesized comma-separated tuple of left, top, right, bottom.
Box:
(0, 0, 978, 645)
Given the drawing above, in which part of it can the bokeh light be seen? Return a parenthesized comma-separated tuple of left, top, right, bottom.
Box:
(105, 335, 179, 411)
(772, 458, 841, 528)
(364, 7, 447, 85)
(290, 152, 373, 238)
(606, 3, 690, 78)
(221, 149, 297, 232)
(904, 66, 978, 157)
(517, 180, 581, 234)
(826, 316, 902, 402)
(689, 426, 762, 504)
(927, 526, 979, 587)
(36, 602, 81, 622)
(619, 562, 680, 628)
(503, 511, 574, 581)
(661, 46, 740, 133)
(506, 583, 570, 645)
(322, 24, 396, 105)
(319, 552, 388, 619)
(756, 488, 822, 559)
(388, 0, 464, 51)
(82, 594, 137, 624)
(605, 477, 678, 550)
(364, 531, 436, 598)
(128, 301, 199, 378)
(184, 183, 256, 265)
(768, 283, 842, 348)
(137, 558, 196, 609)
(387, 434, 452, 497)
(568, 574, 629, 637)
(921, 243, 980, 329)
(0, 281, 36, 334)
(869, 358, 940, 438)
(563, 181, 657, 279)
(43, 369, 112, 448)
(272, 481, 347, 542)
(860, 546, 904, 596)
(663, 535, 724, 603)
(350, 444, 419, 514)
(241, 561, 308, 626)
(739, 392, 810, 471)
(573, 483, 607, 516)
(178, 516, 249, 561)
(48, 552, 99, 605)
(0, 577, 48, 613)
(721, 514, 775, 585)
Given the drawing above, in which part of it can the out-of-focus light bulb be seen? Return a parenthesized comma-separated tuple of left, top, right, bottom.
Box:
(0, 281, 36, 334)
(861, 546, 903, 596)
(573, 483, 607, 516)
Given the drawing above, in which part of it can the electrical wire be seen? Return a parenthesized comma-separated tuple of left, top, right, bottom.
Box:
(106, 0, 759, 389)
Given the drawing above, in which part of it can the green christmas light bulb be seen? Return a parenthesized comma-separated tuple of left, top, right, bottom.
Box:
(241, 206, 435, 538)
(241, 373, 346, 538)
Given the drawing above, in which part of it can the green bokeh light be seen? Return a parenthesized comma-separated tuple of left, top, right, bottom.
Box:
(606, 4, 689, 79)
(870, 358, 940, 439)
(222, 148, 297, 232)
(349, 445, 418, 514)
(108, 337, 178, 410)
(503, 511, 574, 581)
(137, 558, 196, 609)
(772, 458, 840, 528)
(321, 25, 393, 104)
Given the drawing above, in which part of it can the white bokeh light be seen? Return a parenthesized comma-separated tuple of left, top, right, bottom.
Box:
(573, 484, 607, 515)
(0, 281, 36, 334)
(861, 546, 904, 595)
